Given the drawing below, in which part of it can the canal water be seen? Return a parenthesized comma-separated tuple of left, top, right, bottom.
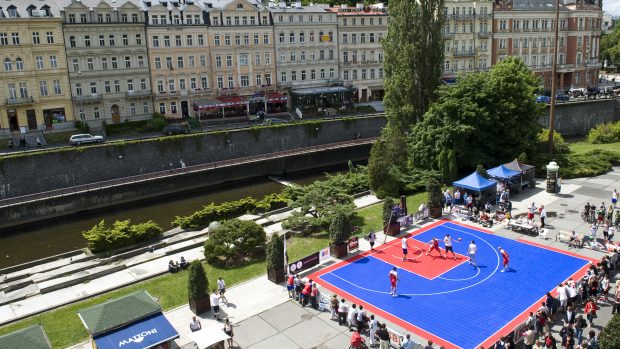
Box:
(0, 168, 342, 269)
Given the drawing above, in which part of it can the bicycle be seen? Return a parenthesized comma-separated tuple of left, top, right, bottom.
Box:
(581, 210, 595, 223)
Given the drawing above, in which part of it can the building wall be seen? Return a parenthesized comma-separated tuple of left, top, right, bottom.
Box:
(60, 0, 153, 125)
(146, 2, 212, 118)
(0, 7, 74, 134)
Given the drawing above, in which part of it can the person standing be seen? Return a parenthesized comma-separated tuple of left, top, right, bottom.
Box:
(211, 289, 221, 321)
(613, 280, 620, 315)
(584, 298, 598, 327)
(310, 284, 319, 309)
(498, 247, 510, 272)
(368, 231, 376, 251)
(426, 238, 443, 258)
(347, 304, 358, 331)
(337, 299, 348, 326)
(539, 205, 547, 228)
(223, 318, 234, 348)
(468, 241, 478, 268)
(330, 294, 339, 320)
(557, 283, 568, 312)
(294, 274, 302, 301)
(287, 274, 295, 299)
(527, 203, 536, 221)
(401, 237, 409, 261)
(389, 267, 399, 297)
(443, 234, 460, 260)
(522, 327, 536, 349)
(401, 334, 415, 349)
(376, 323, 390, 349)
(189, 316, 202, 332)
(368, 315, 378, 348)
(612, 189, 618, 207)
(217, 277, 228, 305)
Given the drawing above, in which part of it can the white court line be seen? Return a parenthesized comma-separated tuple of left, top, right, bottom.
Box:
(326, 224, 501, 296)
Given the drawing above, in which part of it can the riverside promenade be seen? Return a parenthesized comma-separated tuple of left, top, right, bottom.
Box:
(2, 169, 620, 348)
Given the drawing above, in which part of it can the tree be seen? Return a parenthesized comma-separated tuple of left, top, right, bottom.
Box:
(599, 313, 620, 349)
(409, 57, 545, 172)
(382, 197, 396, 226)
(203, 219, 266, 267)
(329, 210, 352, 245)
(601, 25, 620, 69)
(476, 164, 489, 179)
(382, 0, 445, 130)
(266, 234, 285, 270)
(426, 178, 443, 208)
(368, 127, 407, 198)
(187, 260, 210, 314)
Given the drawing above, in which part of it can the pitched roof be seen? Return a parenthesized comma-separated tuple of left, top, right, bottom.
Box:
(77, 290, 162, 336)
(0, 325, 52, 349)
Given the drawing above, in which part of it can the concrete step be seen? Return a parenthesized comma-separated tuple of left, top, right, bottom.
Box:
(38, 264, 126, 294)
(0, 284, 39, 306)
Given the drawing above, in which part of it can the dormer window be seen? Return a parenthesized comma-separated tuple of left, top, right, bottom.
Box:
(236, 4, 243, 8)
(80, 13, 87, 22)
(7, 5, 18, 18)
(26, 5, 36, 16)
(68, 13, 75, 22)
(173, 15, 180, 24)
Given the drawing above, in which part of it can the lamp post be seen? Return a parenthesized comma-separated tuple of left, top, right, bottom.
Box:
(473, 2, 477, 72)
(77, 70, 83, 123)
(548, 0, 560, 154)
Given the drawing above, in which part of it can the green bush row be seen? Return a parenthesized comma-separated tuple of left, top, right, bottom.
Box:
(560, 149, 620, 179)
(82, 219, 163, 253)
(172, 193, 289, 230)
(104, 114, 167, 135)
(587, 121, 620, 144)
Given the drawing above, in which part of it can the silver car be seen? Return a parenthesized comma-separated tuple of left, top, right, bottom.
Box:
(69, 134, 104, 146)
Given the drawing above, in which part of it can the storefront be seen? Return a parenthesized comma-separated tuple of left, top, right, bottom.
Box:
(290, 86, 354, 118)
(78, 290, 179, 349)
(0, 324, 52, 349)
(266, 93, 288, 114)
(43, 108, 67, 129)
(193, 96, 249, 122)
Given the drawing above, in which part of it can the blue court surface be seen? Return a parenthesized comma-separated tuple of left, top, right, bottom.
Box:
(312, 221, 592, 349)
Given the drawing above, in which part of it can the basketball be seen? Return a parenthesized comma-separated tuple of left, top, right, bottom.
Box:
(458, 238, 462, 241)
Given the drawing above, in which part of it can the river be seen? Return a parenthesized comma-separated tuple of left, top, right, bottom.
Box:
(0, 167, 343, 269)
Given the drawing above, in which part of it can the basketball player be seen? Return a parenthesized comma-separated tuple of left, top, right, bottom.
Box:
(426, 238, 443, 258)
(498, 247, 510, 272)
(468, 240, 478, 268)
(388, 267, 399, 297)
(401, 237, 409, 261)
(443, 234, 460, 260)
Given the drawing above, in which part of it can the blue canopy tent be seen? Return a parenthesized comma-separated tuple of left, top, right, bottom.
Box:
(487, 165, 521, 180)
(453, 172, 497, 206)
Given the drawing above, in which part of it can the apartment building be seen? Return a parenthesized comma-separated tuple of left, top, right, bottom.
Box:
(330, 4, 387, 102)
(0, 1, 74, 134)
(206, 0, 276, 98)
(144, 0, 211, 118)
(443, 0, 493, 79)
(59, 0, 153, 125)
(493, 0, 602, 90)
(271, 2, 339, 91)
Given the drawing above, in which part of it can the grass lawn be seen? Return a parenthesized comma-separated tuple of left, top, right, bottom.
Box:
(569, 141, 620, 155)
(0, 192, 426, 347)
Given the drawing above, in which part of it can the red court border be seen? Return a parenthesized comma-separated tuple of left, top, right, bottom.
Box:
(309, 219, 601, 349)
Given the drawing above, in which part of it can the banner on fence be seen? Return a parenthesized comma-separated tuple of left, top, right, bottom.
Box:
(511, 321, 528, 343)
(348, 236, 359, 251)
(414, 208, 430, 222)
(387, 327, 403, 346)
(288, 252, 320, 274)
(319, 247, 331, 263)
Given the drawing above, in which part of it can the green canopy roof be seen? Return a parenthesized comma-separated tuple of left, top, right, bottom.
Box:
(77, 290, 162, 336)
(0, 325, 52, 349)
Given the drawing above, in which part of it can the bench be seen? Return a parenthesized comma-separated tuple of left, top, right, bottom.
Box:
(556, 230, 583, 248)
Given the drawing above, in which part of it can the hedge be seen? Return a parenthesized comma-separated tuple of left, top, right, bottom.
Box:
(82, 219, 163, 253)
(587, 121, 620, 144)
(172, 193, 288, 230)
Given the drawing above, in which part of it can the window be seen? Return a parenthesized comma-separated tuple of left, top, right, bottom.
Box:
(190, 77, 197, 89)
(94, 107, 100, 119)
(36, 56, 44, 69)
(202, 76, 209, 89)
(290, 32, 295, 43)
(102, 57, 108, 70)
(189, 55, 195, 67)
(124, 56, 131, 68)
(84, 35, 91, 47)
(263, 34, 269, 44)
(104, 81, 111, 93)
(0, 33, 8, 45)
(291, 71, 297, 81)
(226, 55, 232, 67)
(175, 35, 182, 47)
(279, 32, 285, 43)
(265, 73, 271, 85)
(255, 53, 261, 65)
(168, 79, 176, 92)
(140, 78, 147, 90)
(225, 35, 231, 45)
(32, 32, 40, 44)
(155, 57, 161, 69)
(79, 109, 85, 120)
(50, 56, 57, 69)
(130, 103, 136, 115)
(53, 80, 61, 95)
(239, 53, 248, 66)
(200, 55, 206, 67)
(80, 14, 87, 23)
(72, 58, 78, 72)
(109, 35, 115, 46)
(343, 51, 349, 63)
(244, 34, 249, 45)
(46, 32, 54, 44)
(329, 68, 334, 78)
(228, 76, 234, 88)
(301, 51, 306, 61)
(157, 80, 164, 92)
(99, 35, 105, 46)
(138, 56, 144, 68)
(75, 82, 82, 96)
(214, 35, 221, 46)
(106, 14, 111, 22)
(320, 69, 325, 79)
(166, 57, 172, 69)
(87, 58, 94, 70)
(216, 56, 222, 67)
(290, 52, 296, 62)
(123, 35, 128, 46)
(132, 14, 138, 22)
(159, 102, 166, 114)
(265, 52, 271, 65)
(39, 81, 48, 96)
(177, 56, 184, 68)
(90, 81, 97, 94)
(254, 33, 259, 45)
(15, 58, 23, 70)
(11, 33, 19, 45)
(127, 79, 134, 91)
(240, 75, 249, 87)
(69, 14, 75, 23)
(343, 70, 349, 80)
(152, 36, 159, 47)
(164, 36, 170, 47)
(198, 35, 204, 46)
(256, 73, 262, 86)
(112, 57, 118, 69)
(280, 71, 287, 82)
(280, 52, 285, 63)
(143, 101, 149, 113)
(235, 34, 240, 45)
(301, 70, 306, 81)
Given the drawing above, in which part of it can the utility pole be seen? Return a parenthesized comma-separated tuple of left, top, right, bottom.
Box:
(548, 0, 560, 154)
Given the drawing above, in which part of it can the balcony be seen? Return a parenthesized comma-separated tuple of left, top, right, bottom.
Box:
(477, 32, 490, 39)
(6, 96, 33, 105)
(452, 49, 476, 57)
(72, 94, 102, 103)
(125, 90, 153, 99)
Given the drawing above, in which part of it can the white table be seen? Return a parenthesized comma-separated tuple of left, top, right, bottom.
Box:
(190, 326, 230, 349)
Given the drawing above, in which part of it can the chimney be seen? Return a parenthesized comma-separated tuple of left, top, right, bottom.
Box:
(279, 1, 286, 9)
(294, 1, 301, 8)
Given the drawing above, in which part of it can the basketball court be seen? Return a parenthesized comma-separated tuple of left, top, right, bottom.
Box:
(309, 220, 595, 349)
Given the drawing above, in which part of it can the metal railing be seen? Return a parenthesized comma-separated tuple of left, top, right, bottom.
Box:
(6, 96, 33, 105)
(0, 137, 377, 208)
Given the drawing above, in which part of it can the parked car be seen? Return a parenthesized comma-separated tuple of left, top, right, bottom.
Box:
(536, 95, 551, 104)
(586, 87, 599, 99)
(599, 86, 615, 97)
(260, 118, 288, 126)
(69, 134, 104, 146)
(568, 88, 586, 97)
(162, 124, 190, 135)
(555, 92, 570, 102)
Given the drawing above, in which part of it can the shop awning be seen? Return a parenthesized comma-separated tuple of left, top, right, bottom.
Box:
(191, 327, 230, 349)
(217, 96, 247, 107)
(267, 93, 287, 102)
(0, 325, 52, 349)
(93, 313, 179, 349)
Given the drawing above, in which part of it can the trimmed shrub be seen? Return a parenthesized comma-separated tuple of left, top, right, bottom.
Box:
(187, 260, 209, 301)
(329, 210, 352, 245)
(266, 234, 285, 270)
(203, 219, 266, 267)
(82, 219, 163, 253)
(599, 313, 620, 349)
(426, 179, 443, 208)
(560, 149, 620, 179)
(538, 129, 570, 154)
(382, 197, 396, 225)
(587, 121, 620, 144)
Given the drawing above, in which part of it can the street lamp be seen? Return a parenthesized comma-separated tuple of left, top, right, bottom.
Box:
(548, 0, 560, 154)
(77, 70, 83, 122)
(473, 2, 477, 72)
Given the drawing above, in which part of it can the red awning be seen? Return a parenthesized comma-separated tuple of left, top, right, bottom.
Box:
(217, 96, 247, 107)
(267, 93, 287, 103)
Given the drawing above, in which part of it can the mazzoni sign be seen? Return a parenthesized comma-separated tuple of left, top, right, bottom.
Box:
(118, 328, 158, 347)
(288, 252, 320, 274)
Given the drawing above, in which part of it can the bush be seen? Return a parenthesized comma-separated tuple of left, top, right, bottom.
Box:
(82, 219, 163, 253)
(476, 164, 489, 179)
(173, 193, 289, 229)
(426, 179, 443, 208)
(74, 120, 90, 134)
(187, 260, 209, 301)
(538, 129, 570, 155)
(599, 313, 620, 349)
(266, 234, 285, 269)
(203, 219, 266, 267)
(560, 149, 620, 179)
(587, 121, 620, 144)
(329, 211, 352, 245)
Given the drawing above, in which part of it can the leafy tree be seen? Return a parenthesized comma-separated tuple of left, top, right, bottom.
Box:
(382, 197, 396, 225)
(599, 313, 620, 349)
(426, 178, 443, 208)
(476, 164, 489, 179)
(408, 57, 545, 172)
(368, 127, 407, 198)
(266, 234, 285, 270)
(187, 260, 209, 301)
(203, 219, 266, 267)
(329, 210, 352, 245)
(601, 25, 620, 69)
(382, 0, 445, 130)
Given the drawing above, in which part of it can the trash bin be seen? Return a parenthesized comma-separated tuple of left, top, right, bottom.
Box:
(546, 161, 560, 194)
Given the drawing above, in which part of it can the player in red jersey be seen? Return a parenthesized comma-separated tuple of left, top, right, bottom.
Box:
(498, 247, 510, 272)
(426, 238, 443, 258)
(388, 267, 399, 297)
